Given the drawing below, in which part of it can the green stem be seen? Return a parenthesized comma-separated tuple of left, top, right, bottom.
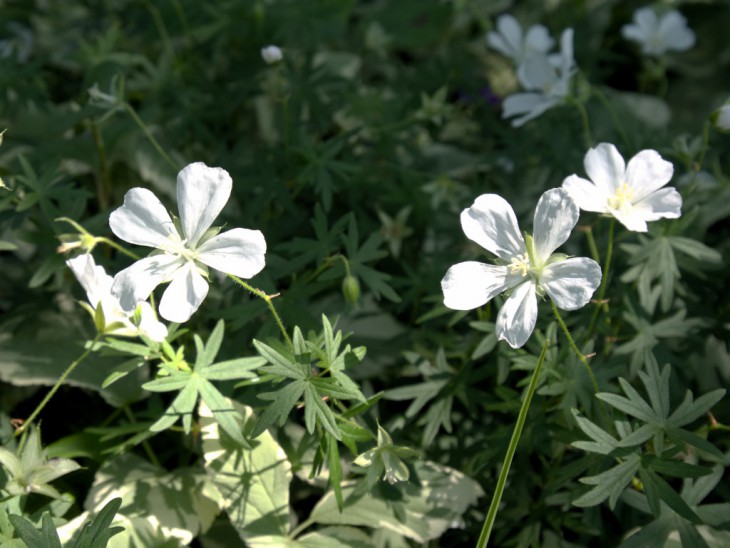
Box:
(16, 333, 103, 442)
(97, 237, 141, 260)
(567, 96, 592, 148)
(552, 302, 599, 396)
(289, 517, 315, 539)
(591, 87, 632, 150)
(227, 274, 292, 348)
(122, 405, 160, 467)
(476, 340, 549, 548)
(582, 226, 600, 264)
(587, 219, 615, 339)
(123, 103, 179, 172)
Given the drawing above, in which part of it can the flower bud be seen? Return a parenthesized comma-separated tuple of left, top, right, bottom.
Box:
(342, 274, 360, 305)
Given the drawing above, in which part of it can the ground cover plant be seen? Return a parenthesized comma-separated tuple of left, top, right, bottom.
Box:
(1, 0, 729, 546)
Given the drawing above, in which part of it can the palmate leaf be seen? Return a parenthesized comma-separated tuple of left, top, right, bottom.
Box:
(200, 401, 292, 543)
(620, 466, 729, 547)
(574, 455, 641, 509)
(251, 317, 365, 440)
(573, 361, 725, 522)
(252, 380, 307, 438)
(615, 308, 703, 377)
(143, 320, 259, 446)
(310, 461, 484, 543)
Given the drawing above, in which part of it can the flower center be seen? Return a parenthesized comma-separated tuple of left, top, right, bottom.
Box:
(607, 183, 635, 211)
(159, 234, 198, 262)
(509, 253, 531, 277)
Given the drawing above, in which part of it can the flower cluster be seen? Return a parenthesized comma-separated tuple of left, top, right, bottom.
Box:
(65, 162, 267, 341)
(487, 15, 576, 127)
(441, 143, 681, 348)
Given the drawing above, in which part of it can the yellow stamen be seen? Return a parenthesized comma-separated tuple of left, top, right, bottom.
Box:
(509, 253, 530, 277)
(607, 183, 635, 211)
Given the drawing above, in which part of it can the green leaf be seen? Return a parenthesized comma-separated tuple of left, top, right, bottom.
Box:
(196, 320, 225, 370)
(254, 340, 306, 380)
(9, 513, 62, 548)
(311, 461, 483, 543)
(252, 380, 306, 438)
(666, 427, 723, 459)
(203, 357, 265, 381)
(642, 468, 702, 523)
(201, 401, 292, 541)
(83, 453, 219, 543)
(198, 378, 245, 445)
(571, 409, 620, 455)
(148, 380, 198, 433)
(574, 455, 641, 509)
(326, 433, 344, 511)
(596, 391, 655, 423)
(668, 389, 726, 427)
(648, 458, 713, 479)
(71, 497, 125, 548)
(304, 382, 341, 440)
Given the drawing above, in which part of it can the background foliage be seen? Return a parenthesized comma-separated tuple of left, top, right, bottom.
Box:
(1, 0, 729, 546)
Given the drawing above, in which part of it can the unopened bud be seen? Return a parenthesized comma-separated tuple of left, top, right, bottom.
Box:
(342, 275, 360, 305)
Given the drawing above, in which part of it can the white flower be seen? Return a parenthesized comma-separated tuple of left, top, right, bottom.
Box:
(261, 45, 283, 64)
(109, 162, 267, 323)
(621, 8, 695, 57)
(712, 104, 730, 133)
(502, 28, 575, 127)
(562, 143, 681, 232)
(486, 14, 554, 66)
(66, 254, 167, 342)
(441, 188, 601, 349)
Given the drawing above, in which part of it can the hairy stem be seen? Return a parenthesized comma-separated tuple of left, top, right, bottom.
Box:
(587, 218, 615, 339)
(476, 339, 549, 548)
(16, 333, 103, 443)
(227, 274, 292, 347)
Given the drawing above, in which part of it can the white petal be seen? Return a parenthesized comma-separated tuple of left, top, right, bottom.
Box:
(493, 14, 522, 59)
(177, 162, 232, 248)
(659, 12, 695, 52)
(584, 143, 626, 195)
(197, 228, 267, 278)
(460, 194, 525, 261)
(486, 32, 514, 58)
(441, 262, 518, 310)
(109, 188, 177, 248)
(524, 25, 554, 55)
(541, 257, 601, 310)
(558, 28, 575, 75)
(611, 207, 648, 232)
(504, 94, 558, 127)
(532, 188, 579, 264)
(159, 262, 210, 323)
(517, 53, 556, 90)
(111, 255, 184, 311)
(621, 23, 646, 44)
(562, 174, 609, 213)
(632, 187, 682, 221)
(136, 302, 168, 342)
(496, 281, 537, 349)
(625, 149, 674, 202)
(66, 254, 113, 308)
(502, 92, 545, 117)
(633, 8, 658, 34)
